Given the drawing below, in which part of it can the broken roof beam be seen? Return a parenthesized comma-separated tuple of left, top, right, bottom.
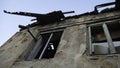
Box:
(94, 2, 115, 13)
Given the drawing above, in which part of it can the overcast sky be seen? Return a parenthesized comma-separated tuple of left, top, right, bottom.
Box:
(0, 0, 114, 46)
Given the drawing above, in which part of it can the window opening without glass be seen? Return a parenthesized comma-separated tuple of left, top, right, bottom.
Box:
(88, 21, 120, 55)
(27, 31, 63, 60)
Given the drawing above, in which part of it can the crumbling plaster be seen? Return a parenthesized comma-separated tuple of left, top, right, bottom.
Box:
(0, 11, 120, 68)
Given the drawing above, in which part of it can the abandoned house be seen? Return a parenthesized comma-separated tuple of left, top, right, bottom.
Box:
(0, 0, 120, 68)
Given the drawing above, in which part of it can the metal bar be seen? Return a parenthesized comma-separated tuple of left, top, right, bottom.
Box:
(102, 23, 116, 54)
(27, 28, 37, 41)
(88, 26, 93, 55)
(3, 10, 44, 17)
(26, 35, 42, 61)
(63, 11, 75, 14)
(95, 2, 115, 8)
(39, 33, 53, 59)
(94, 2, 115, 13)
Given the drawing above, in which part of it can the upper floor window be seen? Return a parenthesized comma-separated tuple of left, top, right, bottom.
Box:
(88, 21, 120, 55)
(26, 31, 63, 60)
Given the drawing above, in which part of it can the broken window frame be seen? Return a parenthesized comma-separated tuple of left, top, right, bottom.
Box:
(38, 33, 53, 59)
(87, 20, 120, 55)
(26, 29, 64, 61)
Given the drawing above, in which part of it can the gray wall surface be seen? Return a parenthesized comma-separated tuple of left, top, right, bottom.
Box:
(0, 11, 120, 68)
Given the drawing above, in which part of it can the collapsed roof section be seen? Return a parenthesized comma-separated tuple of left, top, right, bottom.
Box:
(4, 0, 120, 31)
(66, 0, 120, 19)
(4, 10, 75, 30)
(4, 10, 75, 25)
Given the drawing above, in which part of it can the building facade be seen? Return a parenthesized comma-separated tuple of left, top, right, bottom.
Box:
(0, 10, 120, 68)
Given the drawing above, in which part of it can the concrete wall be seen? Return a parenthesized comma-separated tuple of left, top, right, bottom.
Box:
(0, 27, 39, 68)
(0, 11, 120, 68)
(10, 25, 118, 68)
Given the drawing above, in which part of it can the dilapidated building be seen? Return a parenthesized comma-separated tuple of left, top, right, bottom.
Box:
(0, 1, 120, 68)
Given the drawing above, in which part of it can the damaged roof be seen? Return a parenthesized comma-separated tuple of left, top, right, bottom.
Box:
(4, 0, 120, 31)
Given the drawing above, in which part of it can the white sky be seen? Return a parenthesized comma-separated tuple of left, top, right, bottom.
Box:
(0, 0, 114, 46)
